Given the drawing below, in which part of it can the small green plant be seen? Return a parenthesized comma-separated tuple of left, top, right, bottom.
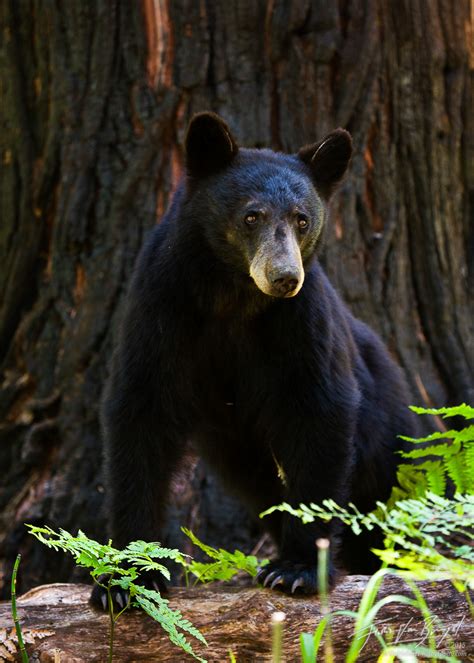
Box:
(392, 404, 474, 502)
(181, 527, 267, 584)
(298, 567, 460, 663)
(263, 492, 474, 593)
(11, 554, 28, 663)
(27, 525, 207, 662)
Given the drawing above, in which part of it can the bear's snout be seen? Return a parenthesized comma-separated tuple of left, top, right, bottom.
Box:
(270, 271, 300, 297)
(249, 232, 305, 298)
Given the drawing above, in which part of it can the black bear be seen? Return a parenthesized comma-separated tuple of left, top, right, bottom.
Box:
(92, 112, 414, 607)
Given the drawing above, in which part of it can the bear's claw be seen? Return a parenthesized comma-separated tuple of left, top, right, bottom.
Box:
(257, 559, 335, 596)
(270, 574, 285, 590)
(291, 578, 305, 594)
(262, 570, 278, 587)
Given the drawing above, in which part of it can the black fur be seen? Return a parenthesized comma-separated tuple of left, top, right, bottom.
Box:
(91, 113, 415, 606)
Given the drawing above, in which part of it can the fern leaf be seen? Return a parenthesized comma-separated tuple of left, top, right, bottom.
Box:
(409, 403, 474, 420)
(182, 528, 222, 561)
(425, 465, 446, 496)
(400, 427, 474, 444)
(133, 585, 207, 661)
(464, 443, 474, 491)
(181, 528, 265, 582)
(444, 455, 468, 493)
(399, 440, 460, 459)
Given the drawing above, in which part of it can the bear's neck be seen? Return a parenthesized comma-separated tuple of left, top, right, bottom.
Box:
(174, 223, 279, 319)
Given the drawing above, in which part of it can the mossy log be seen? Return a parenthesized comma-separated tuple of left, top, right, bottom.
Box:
(0, 576, 472, 662)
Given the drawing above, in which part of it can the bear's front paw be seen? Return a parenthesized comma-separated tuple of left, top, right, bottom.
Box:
(90, 570, 168, 611)
(256, 559, 336, 595)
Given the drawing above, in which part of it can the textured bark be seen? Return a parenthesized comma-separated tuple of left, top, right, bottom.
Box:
(0, 578, 472, 662)
(0, 1, 472, 597)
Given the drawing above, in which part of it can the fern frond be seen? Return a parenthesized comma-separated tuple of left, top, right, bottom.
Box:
(425, 465, 447, 496)
(395, 405, 473, 497)
(261, 493, 474, 591)
(134, 590, 207, 662)
(181, 527, 265, 582)
(399, 440, 460, 459)
(445, 456, 469, 494)
(409, 404, 474, 420)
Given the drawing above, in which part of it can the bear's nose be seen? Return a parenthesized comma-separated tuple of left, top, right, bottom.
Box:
(272, 274, 299, 296)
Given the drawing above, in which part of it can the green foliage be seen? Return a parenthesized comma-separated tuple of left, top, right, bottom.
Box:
(11, 555, 28, 663)
(262, 493, 474, 592)
(24, 405, 472, 662)
(263, 404, 474, 594)
(392, 404, 474, 502)
(128, 584, 206, 661)
(26, 524, 270, 660)
(181, 527, 267, 584)
(298, 568, 460, 663)
(26, 525, 207, 662)
(265, 405, 473, 660)
(26, 525, 186, 579)
(409, 404, 474, 420)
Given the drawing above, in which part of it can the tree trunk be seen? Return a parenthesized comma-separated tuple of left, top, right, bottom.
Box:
(0, 0, 472, 597)
(0, 578, 472, 662)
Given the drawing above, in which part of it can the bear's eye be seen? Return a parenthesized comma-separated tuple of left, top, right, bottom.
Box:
(296, 214, 309, 231)
(244, 211, 259, 227)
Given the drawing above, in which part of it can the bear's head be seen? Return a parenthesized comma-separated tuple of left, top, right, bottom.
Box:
(185, 112, 352, 298)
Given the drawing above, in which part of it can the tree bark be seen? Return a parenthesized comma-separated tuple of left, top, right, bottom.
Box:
(0, 577, 472, 662)
(0, 1, 472, 596)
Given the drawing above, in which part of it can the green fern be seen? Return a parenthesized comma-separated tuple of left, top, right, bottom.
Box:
(409, 403, 474, 419)
(261, 405, 474, 596)
(262, 493, 474, 591)
(181, 527, 267, 584)
(394, 405, 474, 500)
(116, 582, 207, 662)
(26, 526, 206, 661)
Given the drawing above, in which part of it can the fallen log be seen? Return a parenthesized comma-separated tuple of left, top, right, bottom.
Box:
(0, 576, 471, 662)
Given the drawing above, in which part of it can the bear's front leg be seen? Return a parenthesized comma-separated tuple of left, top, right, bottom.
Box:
(90, 390, 186, 610)
(258, 392, 357, 595)
(90, 286, 189, 610)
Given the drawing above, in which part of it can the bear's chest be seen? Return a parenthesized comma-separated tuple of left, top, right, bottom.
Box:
(192, 322, 240, 404)
(178, 309, 301, 432)
(188, 318, 264, 421)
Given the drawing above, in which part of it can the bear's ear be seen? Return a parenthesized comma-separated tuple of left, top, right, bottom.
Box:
(185, 112, 239, 178)
(298, 129, 352, 200)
